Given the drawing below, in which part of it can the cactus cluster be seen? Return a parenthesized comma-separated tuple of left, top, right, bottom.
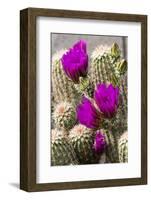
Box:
(51, 40, 128, 166)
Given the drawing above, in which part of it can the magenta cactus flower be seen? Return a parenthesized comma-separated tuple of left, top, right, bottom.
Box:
(61, 40, 88, 83)
(94, 83, 119, 118)
(76, 96, 101, 129)
(93, 130, 106, 154)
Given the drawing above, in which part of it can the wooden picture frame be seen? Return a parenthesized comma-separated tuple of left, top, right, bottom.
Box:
(20, 7, 147, 192)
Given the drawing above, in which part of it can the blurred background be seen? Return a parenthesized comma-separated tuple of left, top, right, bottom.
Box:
(51, 33, 127, 59)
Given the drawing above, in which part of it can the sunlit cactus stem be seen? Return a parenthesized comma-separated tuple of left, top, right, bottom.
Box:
(111, 73, 128, 138)
(90, 43, 121, 87)
(118, 131, 128, 162)
(103, 129, 119, 163)
(51, 129, 79, 166)
(90, 43, 127, 87)
(69, 125, 100, 164)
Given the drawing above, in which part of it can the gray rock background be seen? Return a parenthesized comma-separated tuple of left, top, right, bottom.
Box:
(51, 33, 127, 59)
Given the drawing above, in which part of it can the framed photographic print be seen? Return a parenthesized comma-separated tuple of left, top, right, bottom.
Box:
(20, 8, 147, 191)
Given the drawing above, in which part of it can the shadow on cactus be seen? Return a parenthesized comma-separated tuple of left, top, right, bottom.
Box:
(51, 34, 128, 166)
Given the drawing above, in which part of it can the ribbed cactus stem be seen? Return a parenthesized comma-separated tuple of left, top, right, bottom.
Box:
(103, 130, 119, 163)
(91, 59, 104, 86)
(113, 73, 127, 138)
(118, 131, 128, 162)
(102, 54, 119, 86)
(69, 125, 100, 164)
(51, 129, 79, 166)
(90, 44, 121, 87)
(119, 73, 127, 120)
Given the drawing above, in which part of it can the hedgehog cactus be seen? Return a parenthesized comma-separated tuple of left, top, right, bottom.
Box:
(51, 129, 79, 166)
(118, 131, 128, 162)
(53, 102, 76, 131)
(52, 50, 78, 104)
(69, 125, 100, 164)
(51, 41, 128, 166)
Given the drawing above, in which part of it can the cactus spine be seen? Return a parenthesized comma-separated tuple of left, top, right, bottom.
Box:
(53, 102, 76, 131)
(69, 125, 100, 164)
(118, 131, 128, 162)
(51, 129, 79, 166)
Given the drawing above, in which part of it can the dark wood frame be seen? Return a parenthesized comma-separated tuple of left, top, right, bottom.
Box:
(20, 7, 147, 192)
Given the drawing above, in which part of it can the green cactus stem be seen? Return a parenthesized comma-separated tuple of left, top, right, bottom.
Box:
(118, 131, 128, 162)
(90, 44, 120, 87)
(103, 129, 119, 163)
(90, 43, 127, 87)
(69, 125, 100, 164)
(51, 129, 79, 166)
